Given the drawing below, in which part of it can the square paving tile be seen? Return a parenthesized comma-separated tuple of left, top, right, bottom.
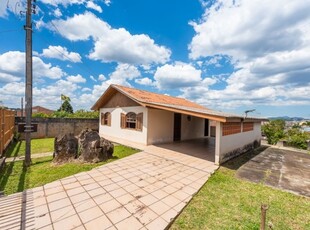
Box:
(133, 207, 158, 226)
(46, 191, 67, 203)
(74, 199, 97, 213)
(87, 187, 106, 197)
(52, 214, 82, 229)
(50, 205, 76, 223)
(124, 200, 146, 214)
(138, 194, 158, 206)
(117, 193, 136, 206)
(99, 199, 122, 213)
(48, 197, 71, 212)
(145, 216, 168, 230)
(93, 192, 114, 205)
(109, 187, 127, 198)
(84, 215, 112, 230)
(106, 207, 131, 224)
(66, 186, 85, 196)
(149, 200, 170, 216)
(70, 192, 91, 204)
(115, 215, 144, 230)
(78, 206, 104, 223)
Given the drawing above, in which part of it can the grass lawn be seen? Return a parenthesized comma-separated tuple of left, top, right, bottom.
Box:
(170, 148, 310, 230)
(5, 138, 55, 157)
(0, 145, 139, 195)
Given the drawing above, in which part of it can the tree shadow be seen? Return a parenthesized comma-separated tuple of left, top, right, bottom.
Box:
(5, 140, 22, 158)
(222, 145, 269, 171)
(17, 163, 28, 193)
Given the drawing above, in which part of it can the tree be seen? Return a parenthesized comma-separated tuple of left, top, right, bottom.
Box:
(262, 119, 285, 145)
(59, 100, 73, 113)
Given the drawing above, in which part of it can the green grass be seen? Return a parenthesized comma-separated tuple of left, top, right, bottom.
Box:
(0, 145, 139, 195)
(170, 148, 310, 230)
(5, 138, 55, 157)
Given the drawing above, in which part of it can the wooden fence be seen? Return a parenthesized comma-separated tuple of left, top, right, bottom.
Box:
(0, 109, 15, 158)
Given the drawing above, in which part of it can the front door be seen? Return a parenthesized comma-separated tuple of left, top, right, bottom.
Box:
(204, 119, 209, 136)
(173, 113, 181, 141)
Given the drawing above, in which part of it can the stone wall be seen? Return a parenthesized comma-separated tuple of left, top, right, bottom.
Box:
(15, 117, 98, 139)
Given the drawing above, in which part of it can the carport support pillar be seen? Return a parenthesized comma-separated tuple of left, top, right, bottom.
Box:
(215, 122, 222, 165)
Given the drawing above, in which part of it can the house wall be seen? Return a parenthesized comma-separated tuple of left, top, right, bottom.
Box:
(99, 106, 148, 145)
(147, 109, 174, 144)
(216, 122, 261, 164)
(181, 115, 205, 140)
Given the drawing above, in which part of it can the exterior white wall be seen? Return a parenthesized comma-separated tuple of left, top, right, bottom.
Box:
(99, 106, 148, 145)
(181, 115, 205, 140)
(217, 122, 261, 164)
(147, 109, 174, 144)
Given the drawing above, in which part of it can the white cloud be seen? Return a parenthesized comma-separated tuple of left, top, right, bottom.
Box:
(107, 64, 140, 86)
(185, 0, 310, 109)
(98, 74, 106, 81)
(41, 45, 82, 63)
(67, 74, 86, 83)
(54, 8, 62, 17)
(189, 0, 310, 61)
(82, 87, 91, 92)
(0, 51, 65, 82)
(135, 77, 154, 86)
(40, 0, 85, 7)
(86, 2, 102, 13)
(90, 75, 97, 82)
(154, 62, 202, 89)
(104, 0, 111, 6)
(50, 12, 171, 65)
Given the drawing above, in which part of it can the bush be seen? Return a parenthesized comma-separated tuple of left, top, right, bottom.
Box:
(262, 120, 285, 145)
(286, 128, 309, 150)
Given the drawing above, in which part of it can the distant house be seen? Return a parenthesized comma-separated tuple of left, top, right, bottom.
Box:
(92, 84, 266, 164)
(15, 106, 54, 117)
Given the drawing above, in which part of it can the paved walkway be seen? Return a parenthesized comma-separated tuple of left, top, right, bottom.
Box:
(237, 146, 310, 197)
(0, 146, 218, 230)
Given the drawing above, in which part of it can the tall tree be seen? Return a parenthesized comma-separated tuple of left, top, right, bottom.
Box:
(59, 100, 73, 113)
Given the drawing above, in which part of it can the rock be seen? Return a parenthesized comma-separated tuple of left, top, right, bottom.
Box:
(78, 128, 114, 163)
(53, 133, 78, 163)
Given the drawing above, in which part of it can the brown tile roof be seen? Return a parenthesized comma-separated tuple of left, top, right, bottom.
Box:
(92, 84, 267, 122)
(114, 85, 207, 110)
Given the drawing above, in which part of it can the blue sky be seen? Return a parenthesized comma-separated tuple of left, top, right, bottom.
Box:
(0, 0, 310, 118)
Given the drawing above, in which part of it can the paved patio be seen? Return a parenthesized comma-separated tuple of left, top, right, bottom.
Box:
(236, 146, 310, 197)
(0, 143, 218, 230)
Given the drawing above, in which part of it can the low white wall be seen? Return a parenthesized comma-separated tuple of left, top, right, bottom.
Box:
(147, 109, 174, 144)
(218, 122, 261, 163)
(181, 115, 205, 140)
(99, 106, 148, 145)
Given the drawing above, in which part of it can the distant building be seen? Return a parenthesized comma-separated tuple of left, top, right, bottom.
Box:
(14, 106, 54, 117)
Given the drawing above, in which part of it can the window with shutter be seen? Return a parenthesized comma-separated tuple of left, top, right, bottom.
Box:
(103, 112, 111, 126)
(136, 113, 143, 131)
(120, 113, 126, 128)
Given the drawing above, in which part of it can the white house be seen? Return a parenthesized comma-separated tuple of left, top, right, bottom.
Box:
(92, 84, 267, 165)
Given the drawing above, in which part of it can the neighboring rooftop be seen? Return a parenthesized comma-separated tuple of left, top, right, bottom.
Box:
(92, 84, 267, 122)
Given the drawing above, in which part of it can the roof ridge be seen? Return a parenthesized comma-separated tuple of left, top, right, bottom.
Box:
(112, 84, 206, 108)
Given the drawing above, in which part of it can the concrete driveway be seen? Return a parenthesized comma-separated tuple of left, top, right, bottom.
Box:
(0, 147, 218, 230)
(236, 146, 310, 197)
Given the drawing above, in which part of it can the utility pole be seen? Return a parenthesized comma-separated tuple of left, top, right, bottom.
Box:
(24, 0, 33, 167)
(21, 97, 24, 117)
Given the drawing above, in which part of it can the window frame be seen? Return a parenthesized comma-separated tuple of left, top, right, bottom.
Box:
(120, 112, 143, 131)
